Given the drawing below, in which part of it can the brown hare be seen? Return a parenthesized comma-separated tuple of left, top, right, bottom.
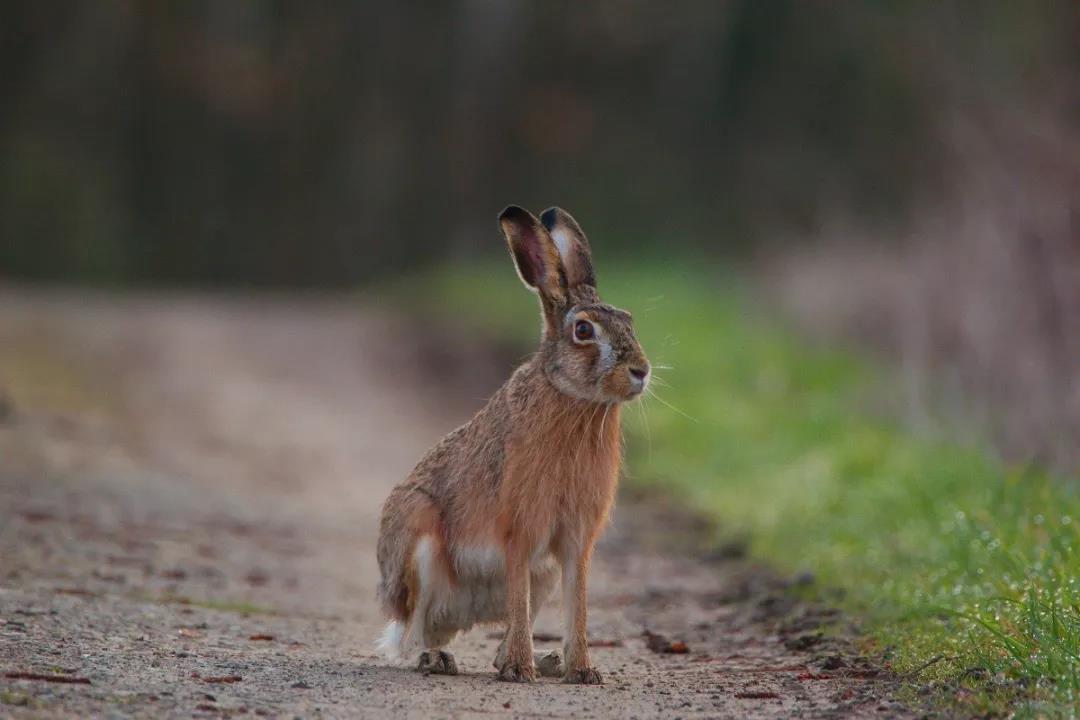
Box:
(376, 205, 649, 684)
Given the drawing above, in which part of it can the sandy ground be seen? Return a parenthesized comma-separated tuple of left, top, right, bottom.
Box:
(0, 289, 910, 718)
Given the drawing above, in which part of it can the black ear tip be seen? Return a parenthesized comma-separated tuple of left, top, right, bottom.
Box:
(539, 207, 559, 231)
(498, 205, 530, 223)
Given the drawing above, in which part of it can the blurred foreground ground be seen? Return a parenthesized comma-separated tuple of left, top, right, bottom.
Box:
(0, 290, 907, 718)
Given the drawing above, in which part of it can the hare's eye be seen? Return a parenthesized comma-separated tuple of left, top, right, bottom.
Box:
(574, 320, 595, 342)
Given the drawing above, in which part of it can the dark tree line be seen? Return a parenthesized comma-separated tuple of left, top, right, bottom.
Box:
(1, 2, 1075, 286)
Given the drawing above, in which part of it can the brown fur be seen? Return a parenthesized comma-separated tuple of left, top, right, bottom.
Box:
(376, 205, 648, 684)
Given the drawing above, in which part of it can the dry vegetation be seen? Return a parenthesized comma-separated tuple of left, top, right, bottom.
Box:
(766, 102, 1080, 473)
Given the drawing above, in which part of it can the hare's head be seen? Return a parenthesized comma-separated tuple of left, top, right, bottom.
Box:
(499, 205, 649, 404)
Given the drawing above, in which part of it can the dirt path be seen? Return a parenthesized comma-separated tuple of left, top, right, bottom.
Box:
(0, 290, 908, 718)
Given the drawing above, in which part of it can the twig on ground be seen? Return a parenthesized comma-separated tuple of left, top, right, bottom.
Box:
(5, 672, 92, 685)
(904, 654, 957, 678)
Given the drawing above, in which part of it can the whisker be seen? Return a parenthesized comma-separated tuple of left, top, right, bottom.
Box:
(582, 399, 602, 443)
(645, 387, 700, 423)
(577, 401, 602, 466)
(635, 397, 652, 462)
(660, 334, 681, 348)
(639, 294, 666, 314)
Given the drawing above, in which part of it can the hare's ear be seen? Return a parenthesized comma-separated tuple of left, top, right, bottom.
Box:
(540, 207, 596, 289)
(499, 205, 567, 305)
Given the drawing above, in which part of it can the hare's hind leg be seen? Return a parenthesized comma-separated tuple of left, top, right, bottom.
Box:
(406, 535, 462, 675)
(417, 649, 458, 675)
(415, 620, 460, 676)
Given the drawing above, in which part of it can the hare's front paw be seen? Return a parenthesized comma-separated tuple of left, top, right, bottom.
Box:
(496, 661, 536, 683)
(564, 666, 603, 685)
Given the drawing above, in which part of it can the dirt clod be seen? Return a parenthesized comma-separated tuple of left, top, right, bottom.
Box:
(784, 633, 823, 651)
(819, 654, 847, 670)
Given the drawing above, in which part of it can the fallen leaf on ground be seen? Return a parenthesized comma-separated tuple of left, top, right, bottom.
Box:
(797, 672, 833, 680)
(588, 639, 623, 648)
(642, 630, 690, 654)
(244, 570, 269, 587)
(200, 675, 242, 684)
(248, 634, 275, 641)
(177, 628, 203, 639)
(19, 511, 55, 523)
(5, 671, 91, 685)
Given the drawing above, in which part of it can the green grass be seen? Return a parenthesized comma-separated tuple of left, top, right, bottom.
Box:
(141, 594, 278, 616)
(391, 259, 1080, 716)
(0, 690, 35, 708)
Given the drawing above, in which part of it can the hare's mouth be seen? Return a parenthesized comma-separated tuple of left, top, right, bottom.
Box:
(616, 384, 646, 403)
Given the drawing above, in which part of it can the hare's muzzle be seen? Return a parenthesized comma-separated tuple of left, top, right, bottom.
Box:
(626, 363, 650, 396)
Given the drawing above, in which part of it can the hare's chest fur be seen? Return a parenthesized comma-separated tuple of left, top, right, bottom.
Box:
(400, 379, 624, 652)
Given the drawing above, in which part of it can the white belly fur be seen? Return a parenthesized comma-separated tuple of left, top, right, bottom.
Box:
(401, 536, 559, 654)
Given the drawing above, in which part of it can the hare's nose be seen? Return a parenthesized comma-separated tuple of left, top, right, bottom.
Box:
(629, 365, 650, 382)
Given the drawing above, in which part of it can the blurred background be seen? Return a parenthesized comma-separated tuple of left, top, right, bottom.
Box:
(1, 2, 1078, 464)
(3, 5, 1080, 713)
